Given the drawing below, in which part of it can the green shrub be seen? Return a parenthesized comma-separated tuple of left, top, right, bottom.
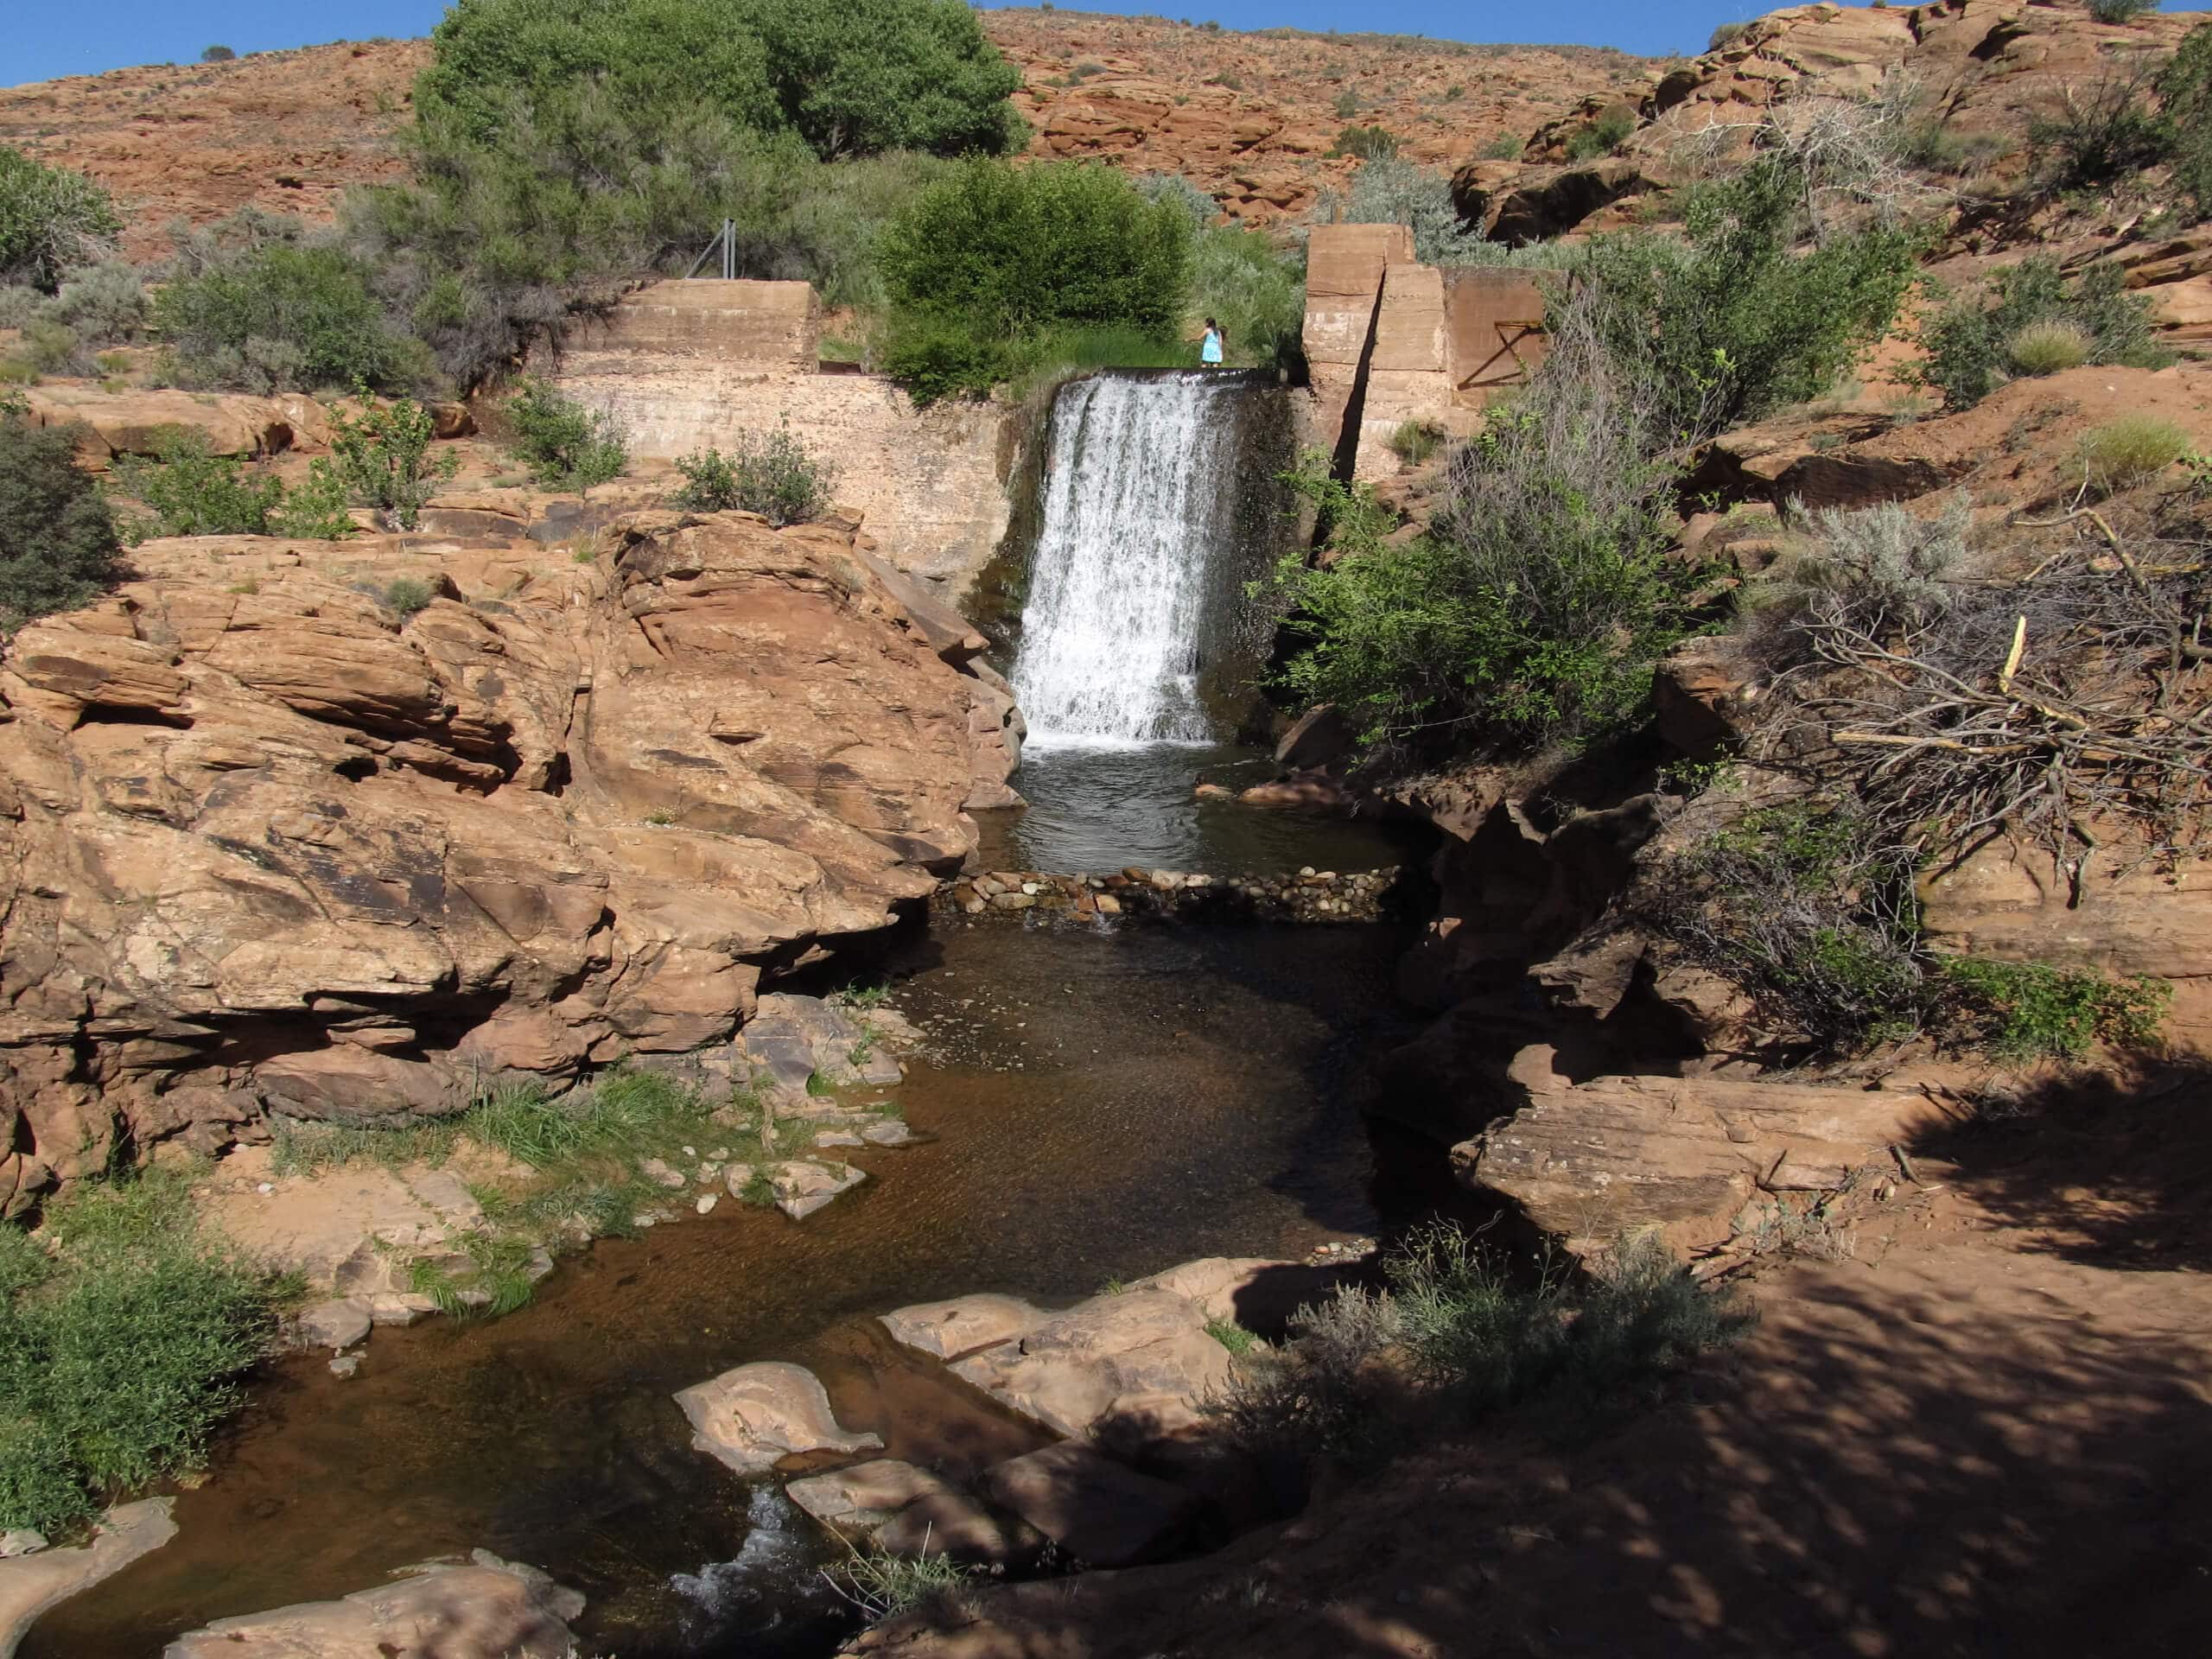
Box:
(673, 421, 837, 525)
(1268, 337, 1686, 752)
(2005, 317, 2094, 376)
(1331, 124, 1399, 161)
(1205, 1224, 1749, 1462)
(152, 241, 423, 394)
(1141, 179, 1306, 369)
(111, 427, 287, 542)
(0, 149, 121, 293)
(1479, 130, 1523, 160)
(1332, 87, 1362, 120)
(326, 390, 459, 530)
(2158, 24, 2212, 221)
(1325, 156, 1490, 266)
(824, 1540, 973, 1620)
(502, 378, 627, 492)
(383, 577, 436, 616)
(0, 405, 121, 626)
(202, 44, 236, 62)
(17, 318, 90, 377)
(270, 460, 357, 539)
(1707, 22, 1749, 51)
(1940, 958, 2170, 1058)
(1580, 153, 1921, 436)
(1920, 257, 2168, 409)
(0, 1168, 283, 1535)
(876, 160, 1191, 397)
(2088, 0, 2157, 22)
(416, 0, 1025, 162)
(1762, 493, 1968, 651)
(1567, 106, 1636, 162)
(2081, 413, 2190, 493)
(46, 261, 146, 344)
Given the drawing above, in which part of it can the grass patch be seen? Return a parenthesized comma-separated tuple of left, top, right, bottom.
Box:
(2081, 414, 2190, 494)
(823, 1538, 972, 1620)
(1205, 1315, 1260, 1356)
(2005, 319, 2093, 377)
(1204, 1225, 1751, 1465)
(0, 1166, 289, 1535)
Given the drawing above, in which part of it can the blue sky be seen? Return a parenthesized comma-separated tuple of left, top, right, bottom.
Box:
(4, 0, 1787, 88)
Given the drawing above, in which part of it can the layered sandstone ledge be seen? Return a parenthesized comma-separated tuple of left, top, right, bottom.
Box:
(0, 512, 1020, 1215)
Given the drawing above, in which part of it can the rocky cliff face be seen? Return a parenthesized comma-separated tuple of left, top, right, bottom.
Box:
(0, 512, 1017, 1216)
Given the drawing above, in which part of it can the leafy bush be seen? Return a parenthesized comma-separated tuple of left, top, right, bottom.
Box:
(1567, 106, 1636, 162)
(416, 0, 1025, 162)
(1268, 296, 1689, 751)
(502, 378, 627, 492)
(152, 241, 425, 393)
(2081, 413, 2190, 493)
(2005, 317, 2094, 376)
(0, 405, 121, 626)
(1919, 257, 2168, 409)
(326, 390, 459, 530)
(1941, 958, 2170, 1058)
(1331, 124, 1400, 162)
(0, 149, 121, 293)
(673, 422, 837, 525)
(877, 161, 1192, 398)
(46, 261, 146, 345)
(1707, 22, 1749, 51)
(1138, 178, 1307, 370)
(2157, 24, 2212, 221)
(1580, 153, 1920, 437)
(111, 427, 286, 542)
(383, 577, 437, 616)
(0, 1168, 283, 1535)
(1324, 157, 1490, 266)
(1205, 1224, 1749, 1462)
(1480, 131, 1523, 160)
(2088, 0, 2157, 23)
(270, 461, 357, 540)
(1761, 493, 1967, 652)
(202, 44, 236, 61)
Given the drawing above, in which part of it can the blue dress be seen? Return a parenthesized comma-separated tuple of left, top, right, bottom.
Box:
(1200, 329, 1223, 365)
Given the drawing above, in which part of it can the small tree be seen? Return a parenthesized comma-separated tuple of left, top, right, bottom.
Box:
(327, 390, 458, 531)
(503, 378, 628, 492)
(0, 401, 121, 625)
(0, 149, 122, 294)
(673, 421, 838, 526)
(201, 44, 237, 62)
(110, 428, 285, 543)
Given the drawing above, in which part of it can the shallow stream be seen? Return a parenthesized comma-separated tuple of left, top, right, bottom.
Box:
(30, 918, 1456, 1658)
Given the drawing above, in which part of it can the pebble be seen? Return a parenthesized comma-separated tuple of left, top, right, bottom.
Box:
(696, 1193, 719, 1216)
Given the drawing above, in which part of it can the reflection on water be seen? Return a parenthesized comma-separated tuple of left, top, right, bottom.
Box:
(977, 740, 1424, 875)
(29, 922, 1442, 1659)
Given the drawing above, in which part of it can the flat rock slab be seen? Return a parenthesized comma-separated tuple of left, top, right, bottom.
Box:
(785, 1459, 955, 1538)
(770, 1160, 868, 1221)
(204, 1160, 485, 1291)
(0, 1498, 175, 1659)
(880, 1294, 1048, 1361)
(162, 1557, 582, 1659)
(982, 1443, 1200, 1569)
(676, 1360, 883, 1475)
(1132, 1256, 1337, 1334)
(1455, 1067, 1943, 1256)
(296, 1297, 372, 1351)
(949, 1287, 1229, 1443)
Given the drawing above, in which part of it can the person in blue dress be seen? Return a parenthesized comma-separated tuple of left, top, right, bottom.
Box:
(1200, 318, 1224, 366)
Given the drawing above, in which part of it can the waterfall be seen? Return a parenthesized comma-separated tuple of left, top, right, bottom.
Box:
(1012, 371, 1277, 747)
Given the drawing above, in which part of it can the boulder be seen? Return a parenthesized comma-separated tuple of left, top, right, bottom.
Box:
(880, 1293, 1049, 1361)
(296, 1298, 372, 1351)
(1453, 1064, 1942, 1257)
(949, 1287, 1230, 1442)
(981, 1443, 1201, 1569)
(162, 1555, 583, 1659)
(785, 1459, 955, 1540)
(0, 1499, 175, 1659)
(675, 1360, 883, 1475)
(0, 510, 1018, 1211)
(874, 1491, 1045, 1569)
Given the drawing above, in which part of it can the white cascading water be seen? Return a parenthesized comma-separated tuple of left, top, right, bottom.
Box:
(1012, 372, 1251, 747)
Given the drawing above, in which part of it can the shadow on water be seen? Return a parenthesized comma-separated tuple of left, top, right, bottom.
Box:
(29, 918, 1450, 1659)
